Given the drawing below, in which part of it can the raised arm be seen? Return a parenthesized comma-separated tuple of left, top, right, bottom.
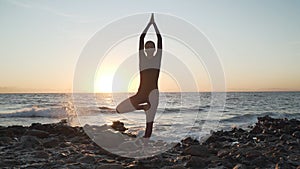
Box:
(139, 22, 151, 51)
(153, 22, 162, 50)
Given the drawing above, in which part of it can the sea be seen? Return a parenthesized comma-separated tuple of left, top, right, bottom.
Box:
(0, 92, 299, 143)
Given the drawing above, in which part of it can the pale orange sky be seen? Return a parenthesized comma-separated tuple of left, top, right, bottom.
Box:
(1, 0, 300, 93)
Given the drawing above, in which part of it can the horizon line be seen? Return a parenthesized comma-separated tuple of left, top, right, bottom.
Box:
(0, 90, 300, 94)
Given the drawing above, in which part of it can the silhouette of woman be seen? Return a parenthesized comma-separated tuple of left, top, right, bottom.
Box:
(116, 14, 162, 138)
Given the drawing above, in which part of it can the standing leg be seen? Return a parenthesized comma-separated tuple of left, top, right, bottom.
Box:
(144, 89, 159, 138)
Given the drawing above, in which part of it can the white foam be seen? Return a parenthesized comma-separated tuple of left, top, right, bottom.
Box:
(0, 107, 67, 118)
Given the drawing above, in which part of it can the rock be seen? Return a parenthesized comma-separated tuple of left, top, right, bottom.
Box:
(0, 116, 299, 169)
(111, 121, 127, 132)
(59, 141, 72, 148)
(56, 125, 75, 136)
(34, 151, 50, 159)
(292, 131, 300, 138)
(217, 149, 230, 158)
(0, 136, 13, 146)
(43, 138, 60, 148)
(233, 164, 247, 169)
(26, 129, 49, 138)
(162, 164, 186, 169)
(181, 137, 199, 147)
(96, 164, 124, 169)
(182, 145, 210, 157)
(279, 134, 292, 141)
(185, 156, 207, 168)
(100, 159, 116, 163)
(245, 150, 261, 159)
(59, 119, 68, 124)
(2, 126, 26, 138)
(275, 161, 293, 169)
(0, 159, 20, 167)
(20, 135, 42, 149)
(250, 156, 268, 167)
(79, 155, 96, 164)
(222, 160, 234, 168)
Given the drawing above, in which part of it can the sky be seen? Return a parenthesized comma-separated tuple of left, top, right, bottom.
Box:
(0, 0, 300, 93)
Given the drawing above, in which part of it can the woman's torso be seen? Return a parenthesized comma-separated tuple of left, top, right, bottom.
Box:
(138, 52, 162, 94)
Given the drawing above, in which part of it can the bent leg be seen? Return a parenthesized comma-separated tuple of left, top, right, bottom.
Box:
(116, 97, 136, 113)
(116, 95, 146, 113)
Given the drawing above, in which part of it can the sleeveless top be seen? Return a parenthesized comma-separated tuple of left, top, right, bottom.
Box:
(138, 50, 162, 94)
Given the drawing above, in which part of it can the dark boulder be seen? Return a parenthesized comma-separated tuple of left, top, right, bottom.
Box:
(111, 121, 127, 132)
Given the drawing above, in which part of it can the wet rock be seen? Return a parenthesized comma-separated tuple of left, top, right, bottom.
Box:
(96, 164, 124, 169)
(0, 115, 299, 169)
(59, 119, 68, 124)
(0, 159, 20, 167)
(34, 150, 50, 159)
(5, 125, 26, 137)
(79, 155, 96, 164)
(182, 145, 209, 157)
(56, 125, 76, 136)
(245, 150, 261, 159)
(217, 149, 230, 158)
(279, 134, 293, 141)
(26, 129, 49, 138)
(59, 141, 72, 148)
(233, 163, 247, 169)
(0, 136, 13, 146)
(275, 161, 293, 169)
(111, 121, 127, 132)
(20, 135, 42, 149)
(250, 156, 268, 167)
(292, 131, 300, 138)
(185, 156, 207, 168)
(43, 138, 60, 148)
(181, 137, 199, 147)
(162, 164, 186, 169)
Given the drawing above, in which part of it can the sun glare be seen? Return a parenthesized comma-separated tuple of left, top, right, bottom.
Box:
(95, 73, 113, 93)
(95, 70, 182, 93)
(128, 74, 140, 93)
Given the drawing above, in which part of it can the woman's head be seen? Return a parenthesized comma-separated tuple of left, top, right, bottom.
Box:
(145, 41, 155, 56)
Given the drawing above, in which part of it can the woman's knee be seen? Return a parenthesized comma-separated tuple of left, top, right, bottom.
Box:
(116, 104, 122, 113)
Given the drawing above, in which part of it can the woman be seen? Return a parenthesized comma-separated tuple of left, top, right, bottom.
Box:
(116, 13, 162, 138)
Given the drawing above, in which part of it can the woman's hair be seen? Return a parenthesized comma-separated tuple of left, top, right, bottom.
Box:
(145, 41, 155, 49)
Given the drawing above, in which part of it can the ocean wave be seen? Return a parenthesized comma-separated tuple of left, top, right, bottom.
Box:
(220, 112, 300, 123)
(0, 107, 68, 118)
(98, 106, 114, 110)
(158, 105, 209, 113)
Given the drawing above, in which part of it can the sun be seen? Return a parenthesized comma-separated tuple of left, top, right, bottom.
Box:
(95, 72, 140, 93)
(94, 73, 114, 93)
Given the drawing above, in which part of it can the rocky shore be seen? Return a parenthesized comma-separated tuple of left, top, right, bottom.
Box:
(0, 115, 299, 169)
